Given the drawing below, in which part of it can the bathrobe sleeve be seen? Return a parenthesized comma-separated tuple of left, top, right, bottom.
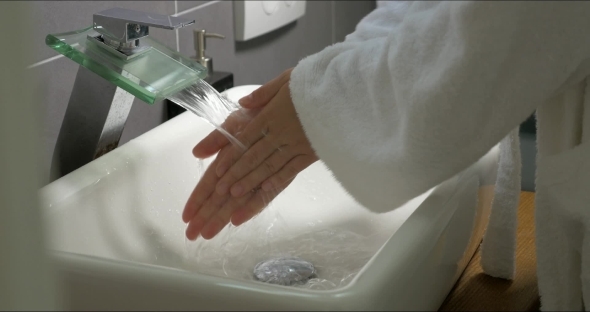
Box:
(289, 1, 590, 213)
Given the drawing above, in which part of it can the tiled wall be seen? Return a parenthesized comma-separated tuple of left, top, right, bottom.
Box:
(28, 1, 376, 183)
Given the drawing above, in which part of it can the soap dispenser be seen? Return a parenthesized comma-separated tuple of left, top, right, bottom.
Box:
(167, 29, 234, 120)
(193, 30, 235, 92)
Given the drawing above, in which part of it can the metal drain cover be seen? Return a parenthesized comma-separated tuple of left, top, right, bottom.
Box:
(253, 257, 317, 286)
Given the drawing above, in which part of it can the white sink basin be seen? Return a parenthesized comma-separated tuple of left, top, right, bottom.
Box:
(40, 85, 499, 310)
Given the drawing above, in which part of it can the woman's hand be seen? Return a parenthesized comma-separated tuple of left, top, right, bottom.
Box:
(183, 69, 318, 240)
(190, 69, 294, 159)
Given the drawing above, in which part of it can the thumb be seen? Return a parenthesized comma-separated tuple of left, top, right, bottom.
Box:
(238, 68, 293, 109)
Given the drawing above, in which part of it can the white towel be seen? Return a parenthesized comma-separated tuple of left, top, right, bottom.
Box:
(290, 1, 590, 210)
(289, 1, 590, 304)
(480, 128, 521, 280)
(533, 79, 590, 311)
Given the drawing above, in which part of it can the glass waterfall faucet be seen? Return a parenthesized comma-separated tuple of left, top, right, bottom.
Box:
(47, 8, 208, 181)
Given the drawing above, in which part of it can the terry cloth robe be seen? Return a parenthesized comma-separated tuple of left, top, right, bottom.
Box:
(289, 1, 590, 310)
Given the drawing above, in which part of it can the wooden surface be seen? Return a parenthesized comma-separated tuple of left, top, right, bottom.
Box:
(439, 192, 540, 311)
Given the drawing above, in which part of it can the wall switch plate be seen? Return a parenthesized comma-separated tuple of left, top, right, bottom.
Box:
(234, 1, 306, 42)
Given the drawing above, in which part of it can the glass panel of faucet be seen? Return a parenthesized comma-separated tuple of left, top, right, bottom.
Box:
(46, 26, 208, 104)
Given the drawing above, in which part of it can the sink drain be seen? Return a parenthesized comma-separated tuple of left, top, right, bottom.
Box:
(253, 257, 317, 286)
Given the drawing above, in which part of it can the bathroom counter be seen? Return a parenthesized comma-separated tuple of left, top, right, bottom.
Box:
(439, 191, 540, 311)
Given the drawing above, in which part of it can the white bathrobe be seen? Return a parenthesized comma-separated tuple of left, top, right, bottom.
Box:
(289, 1, 590, 310)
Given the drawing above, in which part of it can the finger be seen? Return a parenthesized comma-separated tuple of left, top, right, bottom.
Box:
(230, 180, 293, 227)
(182, 158, 219, 223)
(229, 146, 292, 197)
(185, 190, 231, 241)
(214, 122, 268, 180)
(261, 155, 316, 192)
(182, 145, 232, 223)
(193, 130, 230, 159)
(217, 135, 290, 196)
(192, 109, 254, 159)
(199, 191, 255, 240)
(239, 68, 293, 109)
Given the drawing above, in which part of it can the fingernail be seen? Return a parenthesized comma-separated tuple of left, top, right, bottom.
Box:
(238, 94, 253, 105)
(216, 182, 229, 195)
(231, 184, 243, 197)
(186, 220, 204, 241)
(202, 221, 221, 240)
(231, 210, 247, 226)
(216, 164, 227, 177)
(262, 181, 273, 192)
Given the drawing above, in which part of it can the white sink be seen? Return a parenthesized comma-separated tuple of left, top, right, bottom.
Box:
(40, 85, 499, 310)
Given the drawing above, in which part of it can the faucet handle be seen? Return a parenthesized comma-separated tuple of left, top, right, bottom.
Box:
(93, 7, 195, 43)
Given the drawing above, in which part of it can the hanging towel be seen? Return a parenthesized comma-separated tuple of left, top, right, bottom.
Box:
(480, 128, 522, 280)
(533, 79, 590, 311)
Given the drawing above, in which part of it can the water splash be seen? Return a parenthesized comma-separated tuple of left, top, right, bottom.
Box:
(183, 214, 381, 291)
(167, 79, 250, 151)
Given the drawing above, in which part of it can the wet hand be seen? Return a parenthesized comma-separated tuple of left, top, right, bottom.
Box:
(182, 69, 318, 240)
(191, 69, 294, 159)
(212, 72, 319, 223)
(182, 143, 296, 240)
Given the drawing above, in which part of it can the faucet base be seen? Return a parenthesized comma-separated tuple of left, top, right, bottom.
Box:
(49, 66, 135, 182)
